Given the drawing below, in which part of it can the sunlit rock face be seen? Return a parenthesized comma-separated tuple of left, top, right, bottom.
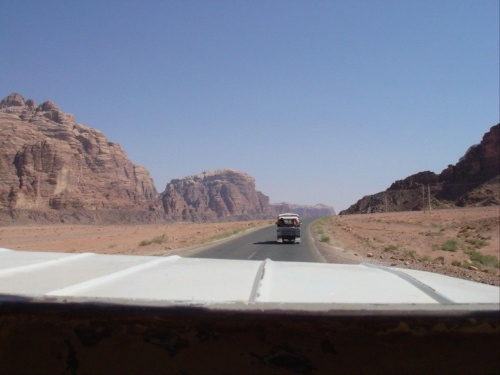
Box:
(0, 93, 158, 211)
(340, 124, 500, 214)
(160, 169, 271, 221)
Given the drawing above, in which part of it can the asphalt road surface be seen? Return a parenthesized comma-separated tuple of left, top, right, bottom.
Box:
(189, 217, 321, 263)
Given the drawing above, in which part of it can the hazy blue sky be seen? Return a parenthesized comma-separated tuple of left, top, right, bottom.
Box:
(1, 0, 498, 211)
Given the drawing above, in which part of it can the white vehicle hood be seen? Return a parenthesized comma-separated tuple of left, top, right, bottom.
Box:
(1, 248, 498, 311)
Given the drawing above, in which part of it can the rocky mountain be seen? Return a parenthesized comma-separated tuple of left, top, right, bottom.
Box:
(0, 93, 336, 224)
(160, 169, 337, 221)
(270, 202, 336, 217)
(0, 93, 158, 215)
(160, 169, 271, 221)
(340, 124, 500, 215)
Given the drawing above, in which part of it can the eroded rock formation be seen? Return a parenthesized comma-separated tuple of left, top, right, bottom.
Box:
(160, 169, 271, 221)
(340, 124, 500, 214)
(0, 93, 158, 212)
(0, 93, 338, 224)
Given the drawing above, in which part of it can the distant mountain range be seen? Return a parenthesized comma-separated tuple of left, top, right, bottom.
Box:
(160, 169, 336, 221)
(340, 123, 499, 215)
(0, 93, 335, 223)
(269, 202, 336, 217)
(3, 93, 496, 223)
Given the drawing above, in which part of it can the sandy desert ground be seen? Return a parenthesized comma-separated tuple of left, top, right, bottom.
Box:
(1, 206, 498, 286)
(313, 206, 500, 286)
(0, 220, 271, 257)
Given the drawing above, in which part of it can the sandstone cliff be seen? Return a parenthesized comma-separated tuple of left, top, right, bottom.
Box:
(0, 93, 158, 214)
(160, 169, 271, 221)
(0, 93, 339, 224)
(270, 203, 336, 217)
(340, 124, 500, 214)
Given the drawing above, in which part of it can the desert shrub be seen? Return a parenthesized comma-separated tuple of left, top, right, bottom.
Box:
(320, 235, 331, 243)
(139, 234, 168, 246)
(457, 230, 471, 238)
(441, 240, 458, 252)
(316, 216, 331, 225)
(313, 217, 329, 230)
(384, 245, 399, 252)
(465, 238, 489, 249)
(451, 260, 461, 267)
(469, 260, 483, 270)
(426, 231, 445, 237)
(463, 246, 474, 255)
(151, 234, 168, 244)
(216, 232, 232, 240)
(404, 250, 416, 257)
(469, 251, 500, 268)
(205, 230, 240, 243)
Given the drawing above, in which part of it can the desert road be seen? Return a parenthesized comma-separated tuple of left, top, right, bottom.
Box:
(188, 217, 321, 263)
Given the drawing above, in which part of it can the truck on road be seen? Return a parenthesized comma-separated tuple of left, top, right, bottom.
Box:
(276, 213, 301, 243)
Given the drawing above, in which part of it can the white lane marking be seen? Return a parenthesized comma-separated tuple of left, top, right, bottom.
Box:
(247, 251, 257, 260)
